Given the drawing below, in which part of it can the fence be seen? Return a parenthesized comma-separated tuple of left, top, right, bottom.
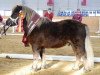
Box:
(57, 10, 100, 16)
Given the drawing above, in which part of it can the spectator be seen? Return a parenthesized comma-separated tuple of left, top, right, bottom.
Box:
(72, 9, 82, 22)
(44, 8, 54, 21)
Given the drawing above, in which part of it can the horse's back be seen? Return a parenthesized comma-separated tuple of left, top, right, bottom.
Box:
(53, 19, 86, 37)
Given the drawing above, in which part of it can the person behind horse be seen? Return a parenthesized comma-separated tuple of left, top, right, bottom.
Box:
(72, 9, 82, 22)
(44, 8, 54, 21)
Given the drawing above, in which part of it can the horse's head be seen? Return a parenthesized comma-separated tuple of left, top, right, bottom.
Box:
(6, 5, 23, 26)
(6, 5, 34, 26)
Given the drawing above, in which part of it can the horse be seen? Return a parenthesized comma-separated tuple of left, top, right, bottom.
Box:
(6, 5, 94, 72)
(0, 17, 18, 38)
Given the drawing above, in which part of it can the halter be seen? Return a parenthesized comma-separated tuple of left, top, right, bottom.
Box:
(9, 10, 25, 25)
(9, 17, 19, 25)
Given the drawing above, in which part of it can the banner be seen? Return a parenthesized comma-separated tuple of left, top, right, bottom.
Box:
(47, 0, 54, 6)
(81, 0, 86, 6)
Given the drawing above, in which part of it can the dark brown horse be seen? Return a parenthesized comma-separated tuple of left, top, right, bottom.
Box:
(6, 5, 94, 72)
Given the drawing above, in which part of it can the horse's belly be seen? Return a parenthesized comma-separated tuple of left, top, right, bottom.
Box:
(44, 39, 68, 48)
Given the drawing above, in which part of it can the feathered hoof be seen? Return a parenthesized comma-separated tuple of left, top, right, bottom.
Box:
(83, 64, 94, 72)
(31, 66, 38, 72)
(83, 67, 92, 73)
(41, 65, 47, 69)
(72, 66, 79, 71)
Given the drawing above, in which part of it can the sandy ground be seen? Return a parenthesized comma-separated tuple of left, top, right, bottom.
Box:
(0, 58, 100, 75)
(0, 35, 100, 75)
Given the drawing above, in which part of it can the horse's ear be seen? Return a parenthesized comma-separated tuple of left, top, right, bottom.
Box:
(17, 5, 19, 7)
(17, 5, 21, 7)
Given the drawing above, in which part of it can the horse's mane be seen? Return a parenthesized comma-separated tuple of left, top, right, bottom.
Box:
(22, 6, 34, 24)
(22, 5, 51, 25)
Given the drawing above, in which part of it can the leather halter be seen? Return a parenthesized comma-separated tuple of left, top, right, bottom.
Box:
(9, 17, 19, 25)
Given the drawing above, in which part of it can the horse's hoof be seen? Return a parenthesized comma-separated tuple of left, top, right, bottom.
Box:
(83, 67, 91, 73)
(31, 66, 42, 71)
(72, 66, 79, 70)
(41, 65, 47, 69)
(32, 68, 38, 72)
(31, 66, 38, 71)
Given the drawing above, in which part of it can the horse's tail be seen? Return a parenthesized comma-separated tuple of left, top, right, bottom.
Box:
(85, 25, 94, 68)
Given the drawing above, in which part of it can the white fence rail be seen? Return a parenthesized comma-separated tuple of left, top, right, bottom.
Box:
(0, 53, 100, 62)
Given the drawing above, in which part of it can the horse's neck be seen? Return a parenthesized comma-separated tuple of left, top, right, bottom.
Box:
(42, 17, 52, 23)
(24, 6, 51, 25)
(23, 7, 52, 35)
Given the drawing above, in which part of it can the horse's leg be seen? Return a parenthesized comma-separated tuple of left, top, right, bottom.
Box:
(0, 26, 3, 38)
(0, 25, 8, 38)
(0, 26, 4, 38)
(32, 46, 40, 71)
(82, 55, 93, 72)
(32, 52, 39, 71)
(39, 47, 46, 69)
(70, 42, 80, 70)
(4, 25, 10, 35)
(73, 55, 81, 70)
(3, 25, 6, 35)
(71, 40, 86, 70)
(82, 55, 91, 72)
